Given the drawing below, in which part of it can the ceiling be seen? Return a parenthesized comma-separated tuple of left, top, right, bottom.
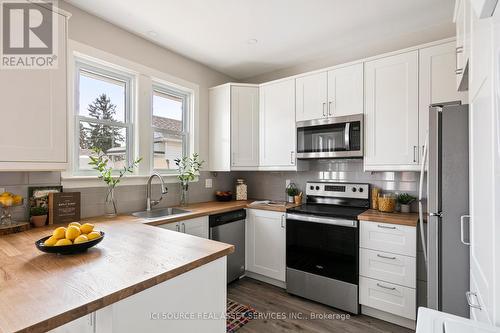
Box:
(65, 0, 456, 80)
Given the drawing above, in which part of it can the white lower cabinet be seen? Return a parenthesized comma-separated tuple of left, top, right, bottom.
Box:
(245, 209, 286, 282)
(359, 276, 417, 320)
(48, 306, 112, 333)
(359, 220, 417, 328)
(157, 216, 209, 238)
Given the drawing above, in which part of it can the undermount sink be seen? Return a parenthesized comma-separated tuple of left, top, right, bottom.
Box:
(132, 207, 191, 220)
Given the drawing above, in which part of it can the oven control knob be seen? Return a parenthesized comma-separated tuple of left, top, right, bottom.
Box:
(359, 187, 364, 193)
(310, 186, 314, 190)
(352, 188, 357, 192)
(315, 186, 320, 191)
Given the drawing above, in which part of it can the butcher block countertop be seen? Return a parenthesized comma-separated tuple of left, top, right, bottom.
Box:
(358, 209, 419, 227)
(0, 215, 234, 333)
(144, 200, 299, 226)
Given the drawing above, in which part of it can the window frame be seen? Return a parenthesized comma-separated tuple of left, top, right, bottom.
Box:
(74, 59, 135, 175)
(150, 82, 191, 174)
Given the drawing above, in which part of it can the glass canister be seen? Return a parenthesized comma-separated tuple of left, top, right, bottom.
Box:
(371, 187, 381, 209)
(378, 193, 396, 213)
(235, 179, 248, 201)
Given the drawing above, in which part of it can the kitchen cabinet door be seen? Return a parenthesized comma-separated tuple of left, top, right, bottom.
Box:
(157, 222, 179, 232)
(454, 0, 470, 91)
(364, 51, 419, 171)
(259, 79, 297, 169)
(246, 209, 286, 282)
(231, 86, 259, 168)
(327, 63, 364, 117)
(209, 85, 231, 171)
(419, 42, 467, 154)
(182, 216, 209, 239)
(0, 10, 68, 171)
(295, 72, 328, 122)
(48, 314, 94, 333)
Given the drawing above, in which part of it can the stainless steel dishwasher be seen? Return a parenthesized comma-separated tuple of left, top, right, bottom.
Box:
(209, 209, 246, 284)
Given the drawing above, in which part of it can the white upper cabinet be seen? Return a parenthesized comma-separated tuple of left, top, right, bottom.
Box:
(296, 63, 363, 122)
(259, 79, 297, 169)
(419, 42, 468, 150)
(209, 85, 231, 171)
(231, 86, 259, 168)
(209, 83, 259, 171)
(454, 0, 471, 91)
(295, 72, 327, 122)
(0, 10, 68, 171)
(364, 51, 419, 171)
(327, 63, 364, 118)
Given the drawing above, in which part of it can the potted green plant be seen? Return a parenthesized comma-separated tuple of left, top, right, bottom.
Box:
(88, 148, 142, 217)
(174, 153, 204, 206)
(30, 206, 48, 227)
(286, 183, 299, 203)
(397, 193, 416, 213)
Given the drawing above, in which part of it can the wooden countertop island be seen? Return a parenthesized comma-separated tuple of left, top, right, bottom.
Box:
(0, 215, 234, 333)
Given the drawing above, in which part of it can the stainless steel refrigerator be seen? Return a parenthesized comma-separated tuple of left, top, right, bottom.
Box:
(419, 102, 470, 318)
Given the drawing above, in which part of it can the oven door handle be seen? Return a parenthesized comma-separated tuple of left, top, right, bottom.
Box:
(286, 213, 357, 228)
(344, 122, 350, 150)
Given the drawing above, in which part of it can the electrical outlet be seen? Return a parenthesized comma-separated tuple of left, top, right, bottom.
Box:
(0, 188, 4, 194)
(285, 179, 291, 187)
(205, 178, 213, 189)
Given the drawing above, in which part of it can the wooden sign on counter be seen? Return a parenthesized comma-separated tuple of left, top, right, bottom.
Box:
(48, 192, 81, 225)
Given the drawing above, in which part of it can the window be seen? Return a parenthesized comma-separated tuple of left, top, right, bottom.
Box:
(75, 61, 133, 173)
(151, 85, 190, 171)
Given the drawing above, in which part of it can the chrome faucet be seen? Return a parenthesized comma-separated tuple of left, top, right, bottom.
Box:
(146, 172, 168, 211)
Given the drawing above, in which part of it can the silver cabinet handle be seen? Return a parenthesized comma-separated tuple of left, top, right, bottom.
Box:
(182, 222, 186, 233)
(413, 145, 418, 163)
(377, 283, 396, 290)
(377, 254, 397, 260)
(322, 102, 326, 117)
(466, 291, 482, 309)
(460, 215, 471, 245)
(328, 101, 333, 116)
(456, 68, 464, 75)
(377, 224, 396, 229)
(456, 46, 464, 53)
(290, 151, 295, 165)
(176, 223, 180, 232)
(281, 214, 285, 228)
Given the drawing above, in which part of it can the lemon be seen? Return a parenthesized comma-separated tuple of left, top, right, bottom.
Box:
(74, 235, 89, 244)
(87, 231, 101, 241)
(52, 227, 66, 239)
(68, 222, 82, 228)
(43, 236, 58, 246)
(12, 195, 23, 205)
(55, 239, 72, 246)
(80, 223, 94, 234)
(65, 226, 81, 241)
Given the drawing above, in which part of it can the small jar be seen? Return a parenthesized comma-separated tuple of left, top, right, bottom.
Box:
(378, 194, 396, 213)
(235, 179, 248, 201)
(371, 187, 381, 209)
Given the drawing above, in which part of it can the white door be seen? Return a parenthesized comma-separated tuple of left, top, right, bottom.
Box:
(419, 42, 468, 150)
(467, 8, 496, 324)
(364, 51, 419, 170)
(259, 79, 296, 167)
(48, 314, 94, 333)
(296, 72, 327, 122)
(209, 85, 231, 171)
(157, 222, 179, 232)
(182, 216, 209, 239)
(231, 86, 259, 168)
(0, 10, 67, 167)
(246, 209, 286, 281)
(327, 63, 364, 117)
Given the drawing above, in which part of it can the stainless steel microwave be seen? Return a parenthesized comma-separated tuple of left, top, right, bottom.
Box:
(296, 114, 363, 159)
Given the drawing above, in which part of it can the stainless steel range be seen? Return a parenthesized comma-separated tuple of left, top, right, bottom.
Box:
(285, 181, 370, 314)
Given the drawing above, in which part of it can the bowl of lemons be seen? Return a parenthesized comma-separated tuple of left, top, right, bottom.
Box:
(35, 222, 104, 254)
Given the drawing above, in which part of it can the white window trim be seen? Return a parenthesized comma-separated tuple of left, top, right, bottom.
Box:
(73, 59, 135, 176)
(62, 40, 200, 188)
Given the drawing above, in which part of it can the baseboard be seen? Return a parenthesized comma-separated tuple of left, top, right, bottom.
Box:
(244, 271, 286, 289)
(361, 305, 416, 330)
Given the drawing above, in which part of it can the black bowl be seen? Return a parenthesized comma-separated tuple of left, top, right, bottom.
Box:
(215, 194, 233, 202)
(35, 231, 105, 255)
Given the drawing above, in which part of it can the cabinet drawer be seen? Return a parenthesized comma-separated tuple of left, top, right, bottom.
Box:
(360, 248, 416, 288)
(360, 221, 416, 257)
(359, 276, 416, 320)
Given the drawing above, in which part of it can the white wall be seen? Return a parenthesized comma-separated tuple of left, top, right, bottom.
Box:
(59, 1, 233, 164)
